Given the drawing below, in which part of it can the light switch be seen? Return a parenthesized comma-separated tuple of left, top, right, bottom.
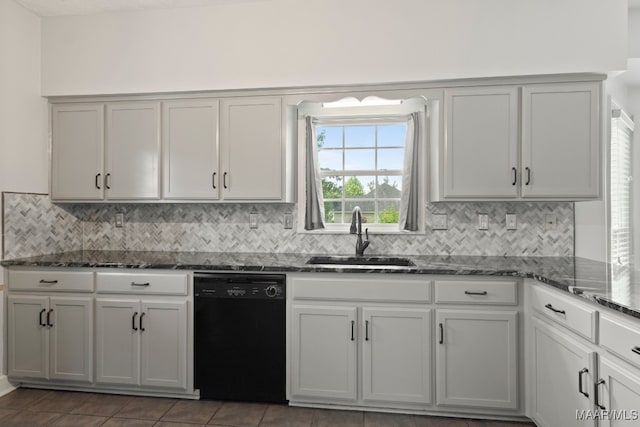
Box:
(545, 214, 557, 230)
(249, 213, 258, 229)
(431, 214, 447, 230)
(115, 213, 124, 228)
(506, 213, 517, 230)
(478, 214, 489, 230)
(284, 213, 293, 229)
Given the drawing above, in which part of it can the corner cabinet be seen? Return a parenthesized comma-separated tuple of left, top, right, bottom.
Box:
(436, 80, 602, 201)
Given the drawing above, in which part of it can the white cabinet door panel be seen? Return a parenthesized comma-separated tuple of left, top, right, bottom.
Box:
(163, 99, 219, 200)
(291, 305, 357, 401)
(7, 295, 49, 379)
(49, 297, 93, 382)
(362, 307, 431, 405)
(106, 102, 160, 200)
(598, 358, 640, 427)
(51, 104, 104, 200)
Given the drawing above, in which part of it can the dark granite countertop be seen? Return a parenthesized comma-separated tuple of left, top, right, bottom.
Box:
(2, 250, 639, 320)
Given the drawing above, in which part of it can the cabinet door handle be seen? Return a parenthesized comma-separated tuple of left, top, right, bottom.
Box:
(95, 173, 102, 189)
(544, 303, 566, 315)
(139, 312, 145, 332)
(439, 323, 444, 344)
(223, 172, 228, 189)
(632, 346, 640, 356)
(39, 308, 46, 327)
(105, 173, 111, 189)
(351, 320, 355, 341)
(365, 320, 369, 341)
(511, 167, 517, 186)
(525, 167, 531, 186)
(132, 312, 138, 331)
(46, 309, 54, 327)
(131, 282, 150, 287)
(595, 378, 606, 410)
(39, 279, 58, 284)
(212, 172, 216, 189)
(578, 368, 589, 397)
(464, 290, 488, 296)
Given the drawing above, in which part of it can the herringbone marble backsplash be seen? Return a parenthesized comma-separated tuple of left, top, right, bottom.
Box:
(2, 192, 574, 259)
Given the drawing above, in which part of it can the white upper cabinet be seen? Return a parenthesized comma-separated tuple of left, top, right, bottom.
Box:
(106, 102, 161, 200)
(521, 82, 600, 198)
(51, 104, 104, 201)
(162, 99, 220, 200)
(220, 97, 283, 200)
(444, 87, 518, 198)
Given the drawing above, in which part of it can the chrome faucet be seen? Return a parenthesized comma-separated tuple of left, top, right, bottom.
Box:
(350, 206, 370, 256)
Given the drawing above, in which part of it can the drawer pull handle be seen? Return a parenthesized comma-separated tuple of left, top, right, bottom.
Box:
(105, 173, 111, 189)
(595, 378, 606, 410)
(131, 282, 150, 287)
(95, 173, 102, 189)
(511, 167, 517, 186)
(632, 346, 640, 356)
(365, 320, 370, 341)
(39, 280, 58, 284)
(544, 303, 566, 315)
(132, 312, 138, 331)
(439, 323, 444, 344)
(464, 290, 488, 296)
(350, 320, 355, 341)
(140, 312, 146, 332)
(212, 172, 216, 189)
(525, 167, 531, 186)
(223, 172, 228, 189)
(578, 368, 589, 398)
(39, 308, 46, 327)
(46, 309, 54, 327)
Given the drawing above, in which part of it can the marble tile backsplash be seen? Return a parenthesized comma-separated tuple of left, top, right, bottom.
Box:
(2, 193, 574, 258)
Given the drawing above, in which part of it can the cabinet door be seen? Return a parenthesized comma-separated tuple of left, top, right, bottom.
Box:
(531, 318, 596, 427)
(444, 87, 518, 198)
(49, 297, 93, 382)
(106, 102, 160, 200)
(291, 305, 357, 401)
(140, 300, 187, 389)
(7, 295, 49, 379)
(362, 307, 431, 405)
(598, 358, 640, 427)
(95, 299, 140, 385)
(51, 104, 104, 200)
(162, 99, 220, 200)
(521, 82, 600, 198)
(436, 309, 518, 409)
(220, 97, 283, 200)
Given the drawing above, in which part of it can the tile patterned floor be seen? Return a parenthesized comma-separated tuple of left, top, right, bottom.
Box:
(0, 388, 536, 426)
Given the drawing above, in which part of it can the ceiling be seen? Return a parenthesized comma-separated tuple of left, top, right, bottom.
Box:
(13, 0, 257, 16)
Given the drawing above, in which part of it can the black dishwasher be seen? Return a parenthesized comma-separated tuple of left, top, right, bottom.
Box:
(194, 273, 286, 403)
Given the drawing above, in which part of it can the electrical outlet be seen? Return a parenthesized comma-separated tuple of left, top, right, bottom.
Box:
(431, 213, 447, 230)
(115, 213, 124, 228)
(249, 213, 258, 229)
(545, 214, 557, 230)
(478, 214, 489, 230)
(506, 213, 517, 230)
(284, 213, 293, 229)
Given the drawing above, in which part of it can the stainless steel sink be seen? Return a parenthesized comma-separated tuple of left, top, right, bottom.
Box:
(306, 256, 416, 268)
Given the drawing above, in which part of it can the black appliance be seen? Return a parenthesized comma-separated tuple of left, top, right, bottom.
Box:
(194, 273, 286, 403)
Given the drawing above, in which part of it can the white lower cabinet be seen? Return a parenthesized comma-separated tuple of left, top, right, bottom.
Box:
(435, 309, 518, 410)
(96, 298, 187, 390)
(8, 295, 93, 382)
(596, 358, 640, 426)
(531, 318, 596, 427)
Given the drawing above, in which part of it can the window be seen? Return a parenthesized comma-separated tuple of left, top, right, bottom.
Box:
(315, 119, 408, 226)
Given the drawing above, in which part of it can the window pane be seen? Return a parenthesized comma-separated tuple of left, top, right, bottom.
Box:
(345, 201, 375, 224)
(378, 124, 407, 147)
(377, 176, 402, 198)
(378, 148, 404, 171)
(321, 176, 343, 199)
(316, 126, 342, 148)
(345, 149, 375, 170)
(378, 200, 400, 223)
(324, 201, 342, 224)
(345, 126, 375, 147)
(344, 176, 375, 198)
(318, 150, 342, 171)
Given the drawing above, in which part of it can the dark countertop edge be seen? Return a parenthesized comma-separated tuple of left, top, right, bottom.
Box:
(3, 257, 640, 321)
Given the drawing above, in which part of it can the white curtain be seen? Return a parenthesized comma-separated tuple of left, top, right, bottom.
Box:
(399, 112, 420, 231)
(304, 116, 325, 230)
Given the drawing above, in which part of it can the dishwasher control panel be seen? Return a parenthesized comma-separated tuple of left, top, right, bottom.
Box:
(194, 273, 285, 300)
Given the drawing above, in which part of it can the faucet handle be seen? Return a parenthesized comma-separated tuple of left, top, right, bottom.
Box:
(365, 228, 369, 241)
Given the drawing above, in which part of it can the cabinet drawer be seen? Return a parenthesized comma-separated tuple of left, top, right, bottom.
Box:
(530, 285, 598, 342)
(434, 279, 517, 305)
(9, 269, 94, 292)
(96, 272, 188, 295)
(600, 314, 640, 369)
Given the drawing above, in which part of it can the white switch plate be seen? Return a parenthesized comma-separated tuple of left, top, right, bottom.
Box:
(478, 214, 489, 230)
(506, 213, 517, 230)
(431, 214, 447, 230)
(249, 213, 258, 229)
(545, 214, 557, 230)
(284, 213, 293, 229)
(115, 213, 124, 228)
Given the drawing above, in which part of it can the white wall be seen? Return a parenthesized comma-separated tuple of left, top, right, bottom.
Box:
(630, 8, 640, 57)
(41, 0, 628, 96)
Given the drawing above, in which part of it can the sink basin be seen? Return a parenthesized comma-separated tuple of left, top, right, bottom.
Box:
(306, 256, 416, 268)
